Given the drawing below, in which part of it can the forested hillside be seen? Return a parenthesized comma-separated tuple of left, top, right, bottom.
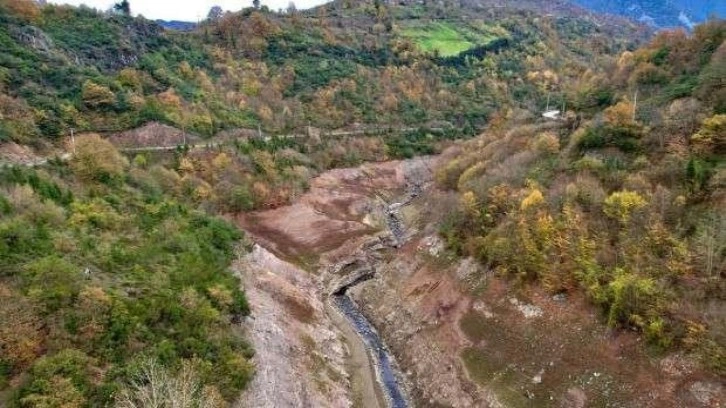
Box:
(0, 0, 647, 147)
(437, 19, 726, 375)
(0, 0, 724, 406)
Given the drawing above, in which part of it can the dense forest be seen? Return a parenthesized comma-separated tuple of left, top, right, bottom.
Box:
(0, 0, 723, 406)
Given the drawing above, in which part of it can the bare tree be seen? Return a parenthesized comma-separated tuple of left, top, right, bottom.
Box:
(695, 212, 726, 278)
(115, 359, 226, 408)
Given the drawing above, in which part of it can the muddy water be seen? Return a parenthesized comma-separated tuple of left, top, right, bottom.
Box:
(333, 293, 408, 408)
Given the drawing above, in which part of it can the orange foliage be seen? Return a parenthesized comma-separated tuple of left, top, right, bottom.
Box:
(0, 0, 40, 21)
(0, 284, 43, 370)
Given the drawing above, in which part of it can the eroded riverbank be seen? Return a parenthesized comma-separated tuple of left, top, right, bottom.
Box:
(234, 152, 723, 408)
(235, 158, 432, 407)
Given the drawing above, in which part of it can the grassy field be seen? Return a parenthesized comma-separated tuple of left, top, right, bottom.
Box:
(400, 21, 500, 56)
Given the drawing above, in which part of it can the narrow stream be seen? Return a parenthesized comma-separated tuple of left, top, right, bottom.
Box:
(333, 291, 408, 408)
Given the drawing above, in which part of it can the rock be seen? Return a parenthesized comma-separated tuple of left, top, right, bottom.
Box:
(552, 293, 567, 302)
(455, 257, 479, 280)
(690, 381, 723, 406)
(532, 369, 544, 384)
(509, 298, 543, 318)
(472, 301, 494, 318)
(561, 387, 587, 408)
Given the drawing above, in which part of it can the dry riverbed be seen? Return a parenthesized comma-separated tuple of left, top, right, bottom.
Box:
(235, 155, 724, 408)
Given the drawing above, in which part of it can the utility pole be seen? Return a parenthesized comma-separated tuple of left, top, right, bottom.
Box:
(632, 90, 638, 122)
(70, 128, 76, 155)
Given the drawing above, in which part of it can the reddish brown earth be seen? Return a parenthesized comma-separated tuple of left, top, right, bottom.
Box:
(106, 122, 201, 148)
(236, 155, 724, 408)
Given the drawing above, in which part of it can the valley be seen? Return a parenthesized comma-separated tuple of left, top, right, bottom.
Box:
(232, 152, 724, 407)
(0, 0, 724, 407)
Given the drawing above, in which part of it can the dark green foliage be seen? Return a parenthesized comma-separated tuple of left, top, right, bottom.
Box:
(578, 125, 642, 153)
(0, 167, 73, 206)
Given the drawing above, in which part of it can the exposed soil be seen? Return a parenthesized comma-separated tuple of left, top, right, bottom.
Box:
(234, 245, 351, 408)
(235, 154, 724, 408)
(106, 122, 201, 148)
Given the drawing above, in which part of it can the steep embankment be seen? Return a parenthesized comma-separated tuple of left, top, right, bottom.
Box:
(236, 150, 724, 407)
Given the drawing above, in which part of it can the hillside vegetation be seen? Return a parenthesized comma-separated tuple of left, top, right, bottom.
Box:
(437, 19, 726, 375)
(0, 0, 723, 405)
(0, 0, 646, 148)
(0, 135, 253, 406)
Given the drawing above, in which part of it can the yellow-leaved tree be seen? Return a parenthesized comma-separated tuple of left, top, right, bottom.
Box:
(81, 81, 116, 109)
(603, 190, 647, 225)
(71, 134, 128, 183)
(691, 114, 726, 156)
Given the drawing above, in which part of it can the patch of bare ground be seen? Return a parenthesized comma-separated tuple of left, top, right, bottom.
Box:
(356, 225, 725, 407)
(234, 153, 723, 408)
(106, 121, 201, 148)
(234, 245, 351, 408)
(236, 160, 413, 260)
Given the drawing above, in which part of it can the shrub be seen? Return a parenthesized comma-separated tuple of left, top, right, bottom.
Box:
(23, 256, 80, 312)
(532, 132, 560, 155)
(691, 114, 726, 156)
(605, 269, 660, 329)
(20, 349, 91, 408)
(71, 134, 128, 183)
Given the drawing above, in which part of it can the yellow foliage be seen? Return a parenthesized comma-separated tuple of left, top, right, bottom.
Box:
(81, 80, 115, 109)
(460, 191, 480, 218)
(208, 284, 234, 309)
(691, 114, 726, 155)
(603, 190, 647, 224)
(212, 153, 232, 170)
(178, 61, 194, 79)
(521, 189, 545, 210)
(118, 68, 142, 90)
(71, 134, 128, 182)
(532, 132, 560, 154)
(178, 157, 195, 174)
(604, 100, 635, 127)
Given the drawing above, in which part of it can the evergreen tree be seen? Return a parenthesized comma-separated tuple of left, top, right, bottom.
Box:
(114, 0, 130, 16)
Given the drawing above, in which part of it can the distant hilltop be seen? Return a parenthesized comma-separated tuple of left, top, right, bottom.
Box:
(155, 20, 197, 31)
(571, 0, 725, 29)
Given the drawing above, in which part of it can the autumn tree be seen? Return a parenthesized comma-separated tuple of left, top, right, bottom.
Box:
(71, 134, 129, 183)
(603, 190, 647, 225)
(691, 114, 726, 156)
(0, 0, 40, 21)
(604, 100, 636, 127)
(81, 81, 116, 110)
(0, 284, 42, 371)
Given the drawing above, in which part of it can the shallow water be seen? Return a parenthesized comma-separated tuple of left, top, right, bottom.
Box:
(333, 293, 408, 408)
